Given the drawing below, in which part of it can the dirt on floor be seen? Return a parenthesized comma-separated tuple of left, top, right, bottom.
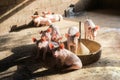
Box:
(0, 9, 120, 80)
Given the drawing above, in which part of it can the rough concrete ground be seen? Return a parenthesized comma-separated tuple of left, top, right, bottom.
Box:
(0, 9, 120, 80)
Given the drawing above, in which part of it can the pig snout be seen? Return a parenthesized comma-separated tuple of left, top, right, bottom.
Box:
(53, 52, 59, 58)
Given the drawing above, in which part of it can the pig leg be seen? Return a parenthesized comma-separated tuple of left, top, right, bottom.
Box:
(90, 31, 94, 40)
(74, 45, 78, 54)
(34, 22, 37, 27)
(62, 64, 82, 72)
(85, 32, 87, 39)
(36, 21, 40, 27)
(46, 19, 52, 26)
(35, 47, 47, 61)
(42, 47, 47, 60)
(67, 42, 71, 51)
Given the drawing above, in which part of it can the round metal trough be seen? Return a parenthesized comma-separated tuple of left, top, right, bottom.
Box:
(64, 39, 102, 66)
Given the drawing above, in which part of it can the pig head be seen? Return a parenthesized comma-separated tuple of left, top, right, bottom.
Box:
(65, 27, 80, 54)
(40, 28, 52, 42)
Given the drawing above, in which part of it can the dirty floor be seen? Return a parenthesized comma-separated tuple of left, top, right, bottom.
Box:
(0, 9, 120, 80)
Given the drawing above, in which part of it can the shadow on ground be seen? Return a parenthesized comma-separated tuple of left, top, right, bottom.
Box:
(0, 43, 120, 80)
(0, 44, 61, 80)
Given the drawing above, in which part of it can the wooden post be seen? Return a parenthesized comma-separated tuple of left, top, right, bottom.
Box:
(79, 21, 81, 42)
(64, 10, 67, 17)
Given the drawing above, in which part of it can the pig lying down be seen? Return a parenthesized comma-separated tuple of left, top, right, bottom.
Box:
(84, 19, 100, 40)
(31, 15, 52, 27)
(42, 11, 63, 22)
(50, 43, 82, 71)
(65, 26, 80, 54)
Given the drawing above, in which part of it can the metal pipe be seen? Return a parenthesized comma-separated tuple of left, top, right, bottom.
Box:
(79, 21, 81, 41)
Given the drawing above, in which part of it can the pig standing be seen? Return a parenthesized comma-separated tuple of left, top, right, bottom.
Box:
(84, 19, 100, 40)
(40, 28, 52, 42)
(65, 26, 80, 54)
(32, 36, 49, 60)
(50, 43, 82, 71)
(31, 15, 52, 27)
(49, 24, 62, 43)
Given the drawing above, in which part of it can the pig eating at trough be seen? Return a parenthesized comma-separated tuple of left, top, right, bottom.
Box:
(84, 19, 100, 40)
(65, 26, 80, 54)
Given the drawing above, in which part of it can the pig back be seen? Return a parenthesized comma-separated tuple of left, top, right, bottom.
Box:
(85, 19, 96, 29)
(64, 49, 82, 66)
(68, 26, 79, 36)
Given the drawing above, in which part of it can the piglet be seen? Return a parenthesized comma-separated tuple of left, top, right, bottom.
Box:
(42, 12, 63, 22)
(31, 15, 52, 27)
(49, 24, 62, 43)
(32, 36, 49, 60)
(50, 43, 82, 71)
(40, 28, 52, 42)
(84, 19, 100, 40)
(65, 26, 80, 54)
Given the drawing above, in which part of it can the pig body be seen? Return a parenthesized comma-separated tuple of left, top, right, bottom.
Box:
(40, 28, 52, 42)
(53, 47, 82, 71)
(84, 19, 99, 40)
(43, 13, 63, 22)
(66, 27, 80, 54)
(32, 37, 50, 60)
(49, 24, 62, 43)
(32, 15, 52, 27)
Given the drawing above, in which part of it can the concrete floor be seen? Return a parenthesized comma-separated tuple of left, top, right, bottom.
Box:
(0, 9, 120, 80)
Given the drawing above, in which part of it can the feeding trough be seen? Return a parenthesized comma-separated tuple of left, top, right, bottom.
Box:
(78, 39, 101, 66)
(78, 21, 101, 66)
(64, 39, 101, 66)
(64, 21, 101, 66)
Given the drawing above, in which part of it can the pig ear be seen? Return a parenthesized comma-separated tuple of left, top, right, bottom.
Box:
(49, 43, 54, 50)
(41, 36, 46, 41)
(95, 25, 100, 30)
(42, 12, 44, 14)
(75, 32, 80, 37)
(59, 43, 64, 49)
(47, 11, 51, 14)
(52, 34, 57, 40)
(32, 37, 37, 42)
(39, 31, 43, 34)
(65, 33, 69, 38)
(58, 37, 63, 40)
(47, 28, 52, 32)
(88, 27, 91, 30)
(31, 16, 34, 18)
